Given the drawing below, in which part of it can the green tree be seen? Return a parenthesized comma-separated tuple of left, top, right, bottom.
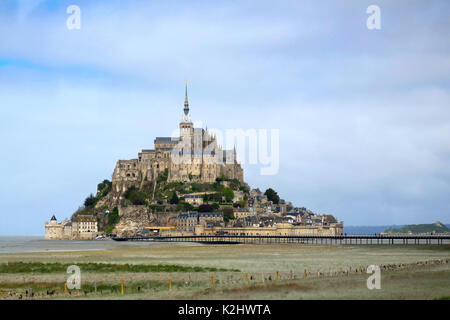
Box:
(84, 194, 97, 208)
(97, 180, 112, 198)
(105, 207, 120, 234)
(223, 187, 234, 202)
(211, 192, 223, 202)
(108, 207, 120, 225)
(237, 200, 246, 208)
(222, 206, 235, 222)
(157, 168, 169, 183)
(229, 179, 241, 190)
(170, 192, 179, 204)
(175, 202, 194, 212)
(264, 188, 280, 204)
(123, 186, 147, 205)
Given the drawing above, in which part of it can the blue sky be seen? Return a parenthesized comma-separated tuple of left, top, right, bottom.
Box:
(0, 0, 449, 235)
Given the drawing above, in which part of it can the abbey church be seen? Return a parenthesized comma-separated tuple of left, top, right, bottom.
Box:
(112, 82, 244, 202)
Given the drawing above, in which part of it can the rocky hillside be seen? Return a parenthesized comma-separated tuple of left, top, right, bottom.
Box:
(113, 206, 179, 236)
(71, 176, 249, 235)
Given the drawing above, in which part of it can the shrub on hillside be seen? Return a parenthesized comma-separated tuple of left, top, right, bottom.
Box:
(123, 186, 147, 205)
(84, 194, 97, 208)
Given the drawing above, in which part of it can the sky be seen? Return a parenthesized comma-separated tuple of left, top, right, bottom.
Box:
(0, 0, 449, 235)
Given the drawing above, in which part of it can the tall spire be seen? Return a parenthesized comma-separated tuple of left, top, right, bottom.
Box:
(181, 80, 192, 123)
(184, 80, 189, 115)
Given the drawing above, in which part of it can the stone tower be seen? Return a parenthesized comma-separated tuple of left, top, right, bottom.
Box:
(111, 82, 244, 204)
(180, 80, 193, 140)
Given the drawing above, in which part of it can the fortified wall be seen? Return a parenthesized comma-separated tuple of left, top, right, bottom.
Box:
(45, 215, 98, 240)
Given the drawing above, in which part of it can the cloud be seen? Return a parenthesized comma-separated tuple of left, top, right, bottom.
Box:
(0, 0, 449, 233)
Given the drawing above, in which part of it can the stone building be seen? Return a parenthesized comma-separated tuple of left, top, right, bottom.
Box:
(45, 215, 68, 240)
(176, 212, 199, 232)
(112, 81, 244, 204)
(45, 215, 98, 240)
(193, 222, 343, 237)
(183, 194, 204, 206)
(176, 211, 224, 232)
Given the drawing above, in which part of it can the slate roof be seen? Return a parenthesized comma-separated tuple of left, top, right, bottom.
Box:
(154, 137, 180, 143)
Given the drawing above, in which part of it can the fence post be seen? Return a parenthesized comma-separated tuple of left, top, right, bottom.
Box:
(304, 269, 307, 279)
(359, 265, 362, 274)
(211, 274, 214, 288)
(121, 280, 124, 295)
(169, 279, 172, 291)
(340, 268, 343, 276)
(64, 283, 67, 297)
(245, 273, 248, 285)
(276, 271, 279, 281)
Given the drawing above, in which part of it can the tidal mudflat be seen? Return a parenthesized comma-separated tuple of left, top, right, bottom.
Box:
(0, 243, 449, 299)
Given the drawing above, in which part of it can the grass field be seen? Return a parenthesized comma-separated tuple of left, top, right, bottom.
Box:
(0, 243, 449, 299)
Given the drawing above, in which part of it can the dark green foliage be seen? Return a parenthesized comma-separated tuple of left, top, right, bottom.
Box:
(264, 188, 280, 204)
(222, 206, 235, 221)
(211, 192, 223, 202)
(211, 203, 220, 211)
(189, 182, 224, 193)
(212, 181, 225, 192)
(384, 222, 450, 234)
(189, 182, 201, 193)
(97, 179, 112, 197)
(223, 187, 234, 202)
(215, 175, 229, 182)
(123, 186, 147, 205)
(228, 178, 241, 190)
(84, 180, 113, 209)
(170, 192, 179, 204)
(175, 202, 194, 212)
(239, 184, 250, 193)
(104, 207, 120, 234)
(0, 262, 239, 274)
(164, 181, 185, 192)
(149, 204, 166, 212)
(157, 168, 169, 183)
(198, 204, 213, 212)
(236, 200, 246, 208)
(84, 193, 97, 208)
(108, 207, 120, 225)
(202, 193, 210, 202)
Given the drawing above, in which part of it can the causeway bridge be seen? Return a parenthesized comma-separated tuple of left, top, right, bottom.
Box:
(113, 234, 450, 245)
